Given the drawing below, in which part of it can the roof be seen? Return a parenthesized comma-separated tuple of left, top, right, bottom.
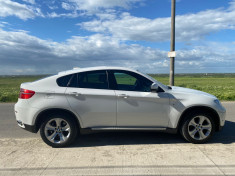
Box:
(58, 66, 138, 76)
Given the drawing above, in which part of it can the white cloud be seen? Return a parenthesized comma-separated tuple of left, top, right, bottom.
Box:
(80, 3, 235, 42)
(22, 0, 35, 5)
(0, 0, 43, 20)
(61, 2, 75, 11)
(47, 11, 80, 18)
(0, 28, 165, 74)
(0, 28, 234, 74)
(45, 0, 143, 18)
(0, 21, 10, 28)
(62, 0, 143, 12)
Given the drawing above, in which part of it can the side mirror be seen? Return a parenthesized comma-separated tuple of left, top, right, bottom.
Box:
(151, 83, 159, 92)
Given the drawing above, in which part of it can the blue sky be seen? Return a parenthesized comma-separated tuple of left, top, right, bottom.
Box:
(0, 0, 235, 74)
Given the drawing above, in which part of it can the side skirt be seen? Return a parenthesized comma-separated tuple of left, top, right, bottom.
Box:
(80, 127, 178, 134)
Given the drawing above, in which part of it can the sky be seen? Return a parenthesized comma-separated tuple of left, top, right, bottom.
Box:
(0, 0, 235, 75)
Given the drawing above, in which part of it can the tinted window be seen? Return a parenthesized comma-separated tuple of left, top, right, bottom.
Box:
(68, 74, 78, 88)
(115, 73, 137, 86)
(113, 71, 152, 92)
(69, 70, 109, 89)
(57, 74, 73, 87)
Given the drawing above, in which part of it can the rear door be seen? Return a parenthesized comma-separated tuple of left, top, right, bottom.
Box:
(65, 70, 117, 128)
(109, 70, 169, 128)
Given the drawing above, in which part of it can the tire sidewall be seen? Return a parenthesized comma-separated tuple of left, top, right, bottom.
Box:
(40, 113, 78, 148)
(181, 111, 215, 144)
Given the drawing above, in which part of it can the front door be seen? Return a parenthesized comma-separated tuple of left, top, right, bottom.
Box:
(110, 70, 169, 128)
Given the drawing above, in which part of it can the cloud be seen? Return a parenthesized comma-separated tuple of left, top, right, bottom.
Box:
(22, 0, 35, 5)
(0, 28, 234, 75)
(0, 28, 165, 74)
(80, 2, 235, 42)
(0, 21, 10, 28)
(62, 0, 143, 12)
(47, 11, 80, 18)
(47, 0, 143, 18)
(62, 2, 75, 11)
(0, 0, 43, 20)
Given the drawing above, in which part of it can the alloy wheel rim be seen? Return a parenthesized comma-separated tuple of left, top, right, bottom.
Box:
(44, 118, 71, 144)
(188, 116, 212, 141)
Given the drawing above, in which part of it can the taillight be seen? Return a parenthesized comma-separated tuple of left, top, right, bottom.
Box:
(19, 89, 35, 99)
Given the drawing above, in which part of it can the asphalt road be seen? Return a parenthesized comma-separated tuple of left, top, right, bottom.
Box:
(0, 102, 234, 142)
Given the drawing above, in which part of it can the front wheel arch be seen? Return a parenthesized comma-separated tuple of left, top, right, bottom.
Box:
(177, 106, 220, 132)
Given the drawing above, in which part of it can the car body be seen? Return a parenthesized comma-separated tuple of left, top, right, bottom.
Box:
(14, 66, 226, 147)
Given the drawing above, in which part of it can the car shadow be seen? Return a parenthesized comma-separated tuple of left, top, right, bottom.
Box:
(209, 120, 235, 144)
(70, 120, 235, 148)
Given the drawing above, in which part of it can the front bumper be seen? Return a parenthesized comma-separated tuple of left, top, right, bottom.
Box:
(216, 104, 226, 131)
(218, 125, 224, 131)
(218, 107, 226, 127)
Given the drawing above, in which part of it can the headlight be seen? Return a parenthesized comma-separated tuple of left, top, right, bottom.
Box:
(214, 99, 221, 106)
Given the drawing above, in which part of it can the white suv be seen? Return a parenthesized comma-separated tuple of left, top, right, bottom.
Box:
(15, 67, 226, 147)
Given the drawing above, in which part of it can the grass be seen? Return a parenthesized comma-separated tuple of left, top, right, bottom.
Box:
(0, 75, 45, 102)
(151, 74, 235, 101)
(0, 74, 234, 102)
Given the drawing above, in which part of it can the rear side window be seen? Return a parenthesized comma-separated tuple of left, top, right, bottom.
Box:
(56, 74, 73, 87)
(69, 70, 108, 89)
(78, 70, 108, 89)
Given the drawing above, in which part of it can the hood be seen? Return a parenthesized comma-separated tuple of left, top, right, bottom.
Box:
(170, 86, 216, 99)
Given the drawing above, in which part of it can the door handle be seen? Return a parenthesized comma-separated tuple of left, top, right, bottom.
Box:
(69, 92, 82, 96)
(118, 94, 129, 99)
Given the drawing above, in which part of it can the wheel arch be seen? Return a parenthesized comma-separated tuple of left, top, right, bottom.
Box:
(177, 106, 221, 132)
(34, 108, 81, 133)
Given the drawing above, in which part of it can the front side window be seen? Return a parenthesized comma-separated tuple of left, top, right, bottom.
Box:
(70, 70, 108, 89)
(112, 71, 153, 92)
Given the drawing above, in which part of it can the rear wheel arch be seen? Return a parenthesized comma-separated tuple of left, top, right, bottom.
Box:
(177, 106, 221, 132)
(34, 108, 81, 133)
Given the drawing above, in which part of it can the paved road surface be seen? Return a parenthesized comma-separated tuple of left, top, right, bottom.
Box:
(0, 103, 39, 138)
(0, 102, 235, 176)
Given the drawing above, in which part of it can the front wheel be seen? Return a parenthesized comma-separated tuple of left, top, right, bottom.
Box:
(181, 112, 215, 144)
(40, 114, 78, 147)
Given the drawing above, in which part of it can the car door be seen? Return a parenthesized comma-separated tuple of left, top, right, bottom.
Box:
(109, 70, 170, 128)
(65, 70, 117, 128)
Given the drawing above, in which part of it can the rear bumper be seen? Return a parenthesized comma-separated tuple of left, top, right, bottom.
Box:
(16, 120, 37, 133)
(24, 124, 37, 133)
(15, 101, 40, 124)
(15, 100, 39, 133)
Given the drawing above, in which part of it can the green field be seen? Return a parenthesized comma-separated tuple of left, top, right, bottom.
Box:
(0, 74, 234, 102)
(150, 74, 235, 101)
(0, 75, 45, 102)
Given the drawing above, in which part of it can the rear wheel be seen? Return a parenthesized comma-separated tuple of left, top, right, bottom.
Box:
(181, 112, 215, 143)
(40, 114, 78, 147)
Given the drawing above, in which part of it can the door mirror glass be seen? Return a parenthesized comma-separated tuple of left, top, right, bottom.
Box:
(151, 83, 159, 92)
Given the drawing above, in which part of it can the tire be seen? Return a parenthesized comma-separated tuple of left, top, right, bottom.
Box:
(180, 111, 215, 144)
(40, 113, 78, 147)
